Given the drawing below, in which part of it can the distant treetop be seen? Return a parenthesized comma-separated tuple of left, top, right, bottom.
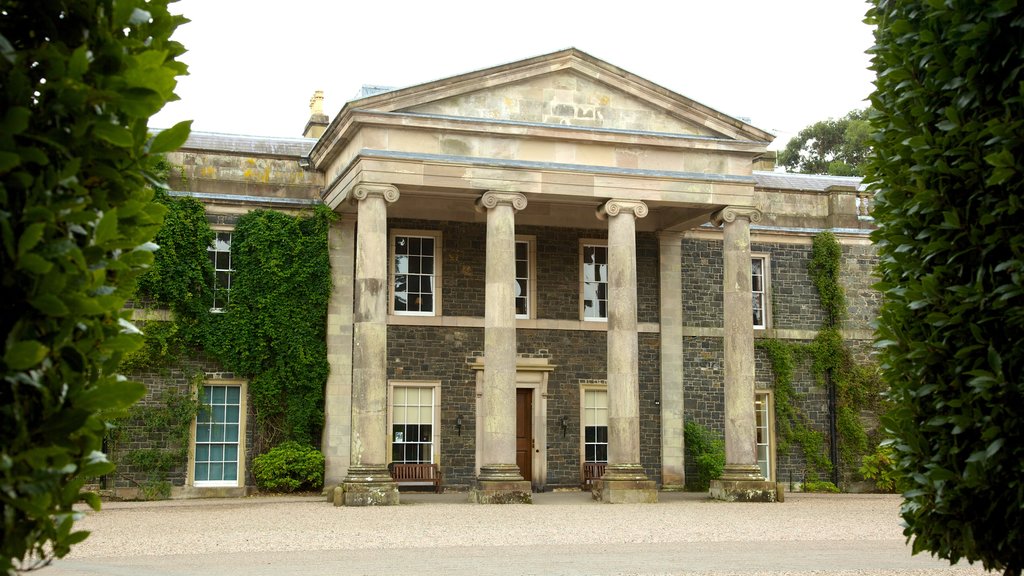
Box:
(778, 108, 871, 176)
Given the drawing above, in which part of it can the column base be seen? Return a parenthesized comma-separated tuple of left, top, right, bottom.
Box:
(592, 464, 658, 503)
(341, 465, 399, 506)
(709, 479, 779, 502)
(470, 479, 532, 504)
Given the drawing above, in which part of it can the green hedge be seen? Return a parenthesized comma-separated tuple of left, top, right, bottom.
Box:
(867, 0, 1024, 573)
(0, 1, 188, 570)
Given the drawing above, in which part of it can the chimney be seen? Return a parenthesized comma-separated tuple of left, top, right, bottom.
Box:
(303, 90, 329, 139)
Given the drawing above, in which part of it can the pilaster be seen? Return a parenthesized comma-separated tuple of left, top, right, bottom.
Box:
(323, 218, 355, 490)
(472, 191, 532, 504)
(658, 231, 685, 491)
(341, 183, 400, 506)
(709, 206, 777, 503)
(594, 199, 657, 503)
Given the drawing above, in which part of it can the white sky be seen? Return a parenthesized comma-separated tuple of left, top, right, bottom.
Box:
(151, 0, 876, 151)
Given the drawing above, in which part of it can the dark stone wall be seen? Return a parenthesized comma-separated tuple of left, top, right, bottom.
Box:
(841, 243, 881, 331)
(116, 351, 255, 490)
(752, 241, 825, 331)
(680, 336, 832, 485)
(681, 239, 723, 328)
(389, 220, 660, 324)
(388, 326, 663, 489)
(680, 237, 876, 333)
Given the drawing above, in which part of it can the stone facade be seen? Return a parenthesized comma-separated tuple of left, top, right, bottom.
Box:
(120, 48, 882, 502)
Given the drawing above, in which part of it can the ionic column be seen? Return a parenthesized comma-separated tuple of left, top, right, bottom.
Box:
(709, 206, 777, 502)
(471, 191, 532, 504)
(341, 183, 400, 506)
(595, 199, 657, 503)
(658, 231, 685, 490)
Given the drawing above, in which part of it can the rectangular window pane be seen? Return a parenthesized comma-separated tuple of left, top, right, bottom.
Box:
(582, 245, 608, 321)
(755, 393, 771, 480)
(393, 235, 437, 315)
(208, 233, 233, 310)
(583, 389, 609, 463)
(391, 385, 435, 464)
(194, 385, 242, 486)
(752, 257, 767, 328)
(515, 240, 530, 318)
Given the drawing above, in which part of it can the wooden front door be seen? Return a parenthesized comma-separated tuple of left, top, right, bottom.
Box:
(516, 388, 533, 481)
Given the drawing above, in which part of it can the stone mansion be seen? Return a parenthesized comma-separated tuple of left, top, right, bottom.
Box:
(121, 48, 878, 504)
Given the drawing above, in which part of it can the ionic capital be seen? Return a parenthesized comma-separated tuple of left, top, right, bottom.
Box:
(711, 206, 763, 227)
(475, 191, 528, 212)
(351, 183, 400, 204)
(597, 199, 648, 221)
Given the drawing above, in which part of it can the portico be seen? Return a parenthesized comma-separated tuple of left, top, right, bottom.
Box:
(311, 49, 776, 504)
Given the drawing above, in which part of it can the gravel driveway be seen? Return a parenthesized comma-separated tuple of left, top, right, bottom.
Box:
(37, 491, 988, 576)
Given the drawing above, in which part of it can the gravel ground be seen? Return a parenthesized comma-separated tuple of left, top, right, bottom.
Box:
(36, 492, 989, 576)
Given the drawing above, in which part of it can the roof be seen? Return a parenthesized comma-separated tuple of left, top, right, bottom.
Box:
(178, 131, 316, 157)
(753, 171, 866, 192)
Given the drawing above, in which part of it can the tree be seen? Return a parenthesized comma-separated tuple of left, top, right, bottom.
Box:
(0, 1, 189, 572)
(779, 108, 872, 176)
(866, 1, 1023, 575)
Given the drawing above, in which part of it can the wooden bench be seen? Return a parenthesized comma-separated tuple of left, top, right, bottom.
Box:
(582, 462, 607, 490)
(389, 463, 443, 493)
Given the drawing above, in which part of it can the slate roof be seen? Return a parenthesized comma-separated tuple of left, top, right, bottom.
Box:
(179, 131, 316, 157)
(753, 170, 866, 192)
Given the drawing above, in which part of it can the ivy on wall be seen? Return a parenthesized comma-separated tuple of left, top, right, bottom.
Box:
(208, 206, 334, 451)
(761, 231, 884, 485)
(108, 382, 203, 499)
(117, 196, 333, 487)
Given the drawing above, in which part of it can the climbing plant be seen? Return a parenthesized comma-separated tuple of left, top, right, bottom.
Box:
(122, 186, 214, 371)
(116, 201, 332, 489)
(210, 206, 334, 451)
(761, 231, 884, 485)
(107, 381, 204, 499)
(758, 339, 832, 479)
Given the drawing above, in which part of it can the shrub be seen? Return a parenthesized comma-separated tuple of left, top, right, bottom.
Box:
(684, 421, 725, 491)
(859, 445, 899, 493)
(0, 1, 188, 571)
(867, 0, 1024, 573)
(252, 442, 325, 493)
(803, 480, 840, 493)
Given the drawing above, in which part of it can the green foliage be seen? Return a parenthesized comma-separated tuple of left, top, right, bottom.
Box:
(683, 421, 725, 491)
(809, 232, 847, 328)
(803, 480, 840, 493)
(866, 1, 1024, 572)
(778, 108, 872, 176)
(0, 1, 188, 572)
(108, 385, 202, 499)
(210, 207, 334, 449)
(759, 339, 833, 478)
(135, 186, 214, 321)
(859, 444, 900, 493)
(252, 441, 325, 493)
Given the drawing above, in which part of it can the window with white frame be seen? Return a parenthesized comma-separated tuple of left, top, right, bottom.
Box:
(583, 388, 609, 463)
(194, 384, 244, 487)
(515, 238, 534, 319)
(390, 385, 436, 464)
(392, 232, 440, 316)
(581, 242, 608, 321)
(755, 391, 773, 481)
(752, 255, 768, 329)
(208, 231, 233, 311)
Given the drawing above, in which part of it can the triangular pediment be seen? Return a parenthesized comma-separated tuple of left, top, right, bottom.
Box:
(402, 70, 719, 137)
(335, 48, 774, 144)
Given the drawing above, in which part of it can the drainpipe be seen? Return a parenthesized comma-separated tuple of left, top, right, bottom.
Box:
(827, 369, 840, 487)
